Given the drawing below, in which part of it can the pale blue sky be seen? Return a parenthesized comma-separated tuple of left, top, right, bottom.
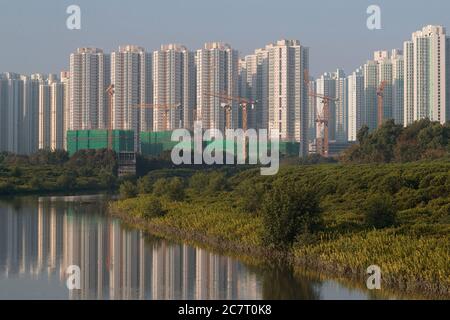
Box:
(0, 0, 449, 76)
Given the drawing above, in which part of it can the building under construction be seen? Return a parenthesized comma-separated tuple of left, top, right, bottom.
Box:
(67, 129, 300, 173)
(67, 130, 136, 177)
(140, 130, 300, 158)
(67, 130, 135, 156)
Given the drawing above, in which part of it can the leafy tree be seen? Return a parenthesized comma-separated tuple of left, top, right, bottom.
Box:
(342, 119, 449, 164)
(357, 125, 370, 144)
(57, 173, 76, 190)
(99, 170, 116, 189)
(364, 194, 396, 229)
(153, 177, 185, 201)
(261, 180, 322, 247)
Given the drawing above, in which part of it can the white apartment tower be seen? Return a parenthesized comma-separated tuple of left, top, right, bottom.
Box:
(196, 42, 239, 131)
(347, 68, 365, 141)
(403, 25, 448, 125)
(376, 51, 394, 121)
(39, 76, 67, 150)
(38, 83, 52, 149)
(60, 71, 70, 149)
(391, 49, 404, 125)
(265, 40, 309, 155)
(363, 60, 379, 130)
(111, 45, 152, 151)
(0, 73, 23, 154)
(153, 44, 196, 131)
(240, 48, 269, 130)
(316, 69, 348, 142)
(334, 69, 348, 142)
(50, 81, 66, 150)
(307, 78, 317, 145)
(22, 74, 44, 154)
(69, 48, 110, 130)
(316, 72, 336, 141)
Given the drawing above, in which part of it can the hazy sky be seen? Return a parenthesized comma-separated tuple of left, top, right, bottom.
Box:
(1, 0, 449, 77)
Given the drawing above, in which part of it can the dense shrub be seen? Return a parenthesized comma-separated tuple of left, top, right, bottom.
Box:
(261, 180, 321, 247)
(56, 174, 76, 189)
(119, 181, 138, 199)
(139, 195, 166, 219)
(137, 175, 153, 194)
(153, 177, 185, 201)
(364, 194, 397, 229)
(235, 180, 266, 214)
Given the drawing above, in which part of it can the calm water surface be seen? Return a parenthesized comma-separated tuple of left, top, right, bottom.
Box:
(0, 194, 393, 300)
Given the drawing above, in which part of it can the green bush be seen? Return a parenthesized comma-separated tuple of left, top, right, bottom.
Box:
(139, 195, 166, 219)
(153, 177, 185, 201)
(56, 174, 76, 190)
(167, 177, 185, 201)
(261, 180, 321, 247)
(137, 175, 153, 194)
(189, 172, 209, 192)
(364, 194, 397, 229)
(119, 181, 138, 199)
(236, 180, 266, 214)
(208, 172, 228, 193)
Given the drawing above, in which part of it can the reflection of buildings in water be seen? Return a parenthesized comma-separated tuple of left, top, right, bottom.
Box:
(0, 197, 263, 300)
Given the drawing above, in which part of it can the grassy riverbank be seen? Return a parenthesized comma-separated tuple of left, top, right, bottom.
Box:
(112, 160, 450, 298)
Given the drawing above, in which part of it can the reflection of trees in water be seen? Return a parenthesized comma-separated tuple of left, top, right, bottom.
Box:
(261, 265, 321, 300)
(0, 196, 38, 212)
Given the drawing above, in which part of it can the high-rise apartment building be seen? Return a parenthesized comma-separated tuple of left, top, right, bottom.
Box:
(60, 71, 70, 149)
(38, 82, 52, 149)
(111, 45, 152, 136)
(363, 60, 379, 131)
(347, 68, 365, 141)
(316, 69, 347, 142)
(376, 51, 394, 121)
(196, 42, 239, 131)
(0, 73, 60, 154)
(358, 49, 404, 131)
(307, 77, 317, 145)
(265, 40, 309, 155)
(22, 74, 44, 154)
(153, 44, 195, 131)
(0, 73, 23, 154)
(240, 48, 269, 130)
(69, 48, 110, 130)
(403, 25, 448, 125)
(111, 45, 152, 151)
(39, 76, 67, 150)
(316, 72, 336, 141)
(334, 69, 348, 142)
(391, 49, 405, 125)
